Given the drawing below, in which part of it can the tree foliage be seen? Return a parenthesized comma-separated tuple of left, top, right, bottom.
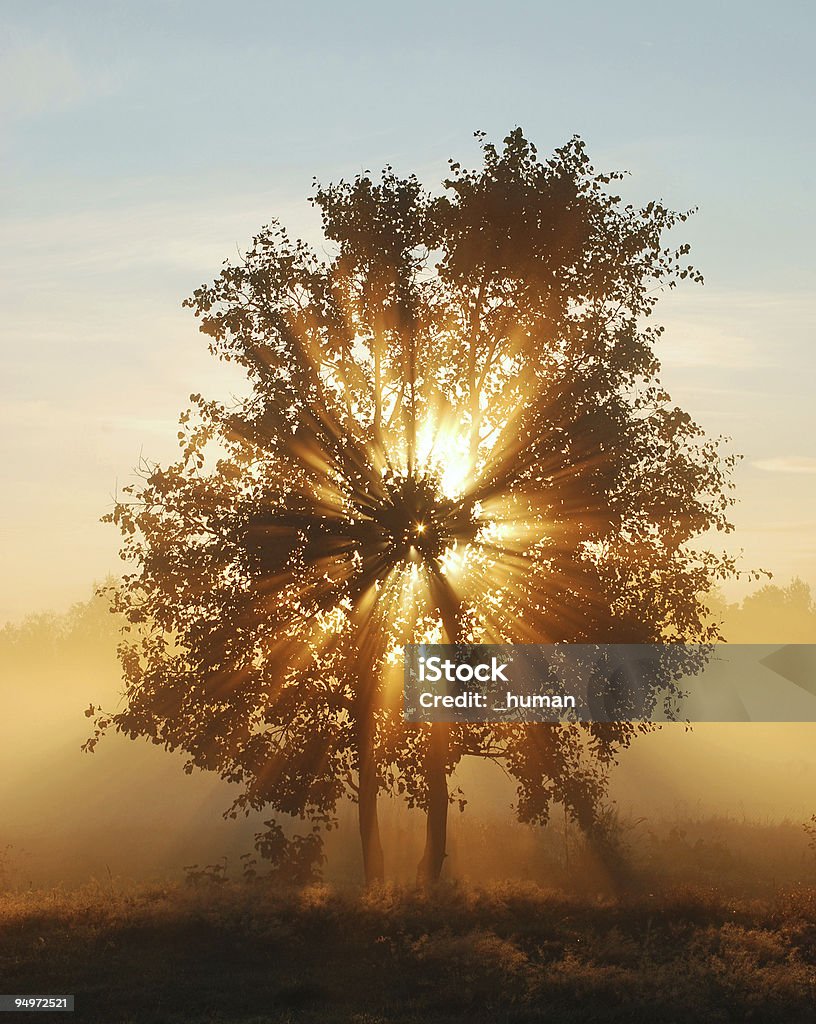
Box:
(95, 130, 743, 882)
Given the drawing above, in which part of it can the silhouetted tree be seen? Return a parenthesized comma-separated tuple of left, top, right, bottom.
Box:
(93, 130, 745, 885)
(724, 578, 815, 643)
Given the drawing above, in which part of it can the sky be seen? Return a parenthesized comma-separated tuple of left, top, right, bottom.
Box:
(1, 0, 814, 622)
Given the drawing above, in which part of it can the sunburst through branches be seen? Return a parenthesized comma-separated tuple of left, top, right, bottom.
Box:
(99, 131, 742, 885)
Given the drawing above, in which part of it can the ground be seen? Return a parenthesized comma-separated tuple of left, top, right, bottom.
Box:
(2, 880, 816, 1023)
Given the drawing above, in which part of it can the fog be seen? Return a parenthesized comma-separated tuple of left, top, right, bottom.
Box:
(2, 581, 814, 888)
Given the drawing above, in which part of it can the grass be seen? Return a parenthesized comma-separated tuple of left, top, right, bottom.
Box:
(2, 879, 816, 1023)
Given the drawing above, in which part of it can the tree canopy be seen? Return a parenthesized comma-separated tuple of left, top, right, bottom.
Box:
(95, 130, 744, 884)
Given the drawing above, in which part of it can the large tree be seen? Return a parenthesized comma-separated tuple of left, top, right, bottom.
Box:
(94, 130, 742, 885)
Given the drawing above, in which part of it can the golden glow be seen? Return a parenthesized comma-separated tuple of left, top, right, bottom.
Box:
(415, 418, 475, 500)
(219, 235, 659, 684)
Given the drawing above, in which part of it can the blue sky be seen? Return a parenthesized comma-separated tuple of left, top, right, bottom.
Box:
(1, 0, 814, 619)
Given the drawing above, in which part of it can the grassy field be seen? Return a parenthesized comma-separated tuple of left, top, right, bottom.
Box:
(2, 879, 816, 1023)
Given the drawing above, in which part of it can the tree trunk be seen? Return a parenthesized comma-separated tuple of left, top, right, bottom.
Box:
(416, 721, 449, 885)
(419, 569, 460, 886)
(357, 719, 385, 885)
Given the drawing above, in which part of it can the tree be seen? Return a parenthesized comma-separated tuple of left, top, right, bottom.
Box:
(723, 579, 816, 643)
(94, 130, 743, 885)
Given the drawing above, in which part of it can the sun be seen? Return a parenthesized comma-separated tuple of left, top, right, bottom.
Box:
(414, 419, 475, 500)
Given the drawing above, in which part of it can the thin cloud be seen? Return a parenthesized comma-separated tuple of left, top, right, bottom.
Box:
(659, 325, 769, 370)
(655, 288, 815, 371)
(0, 188, 316, 282)
(744, 521, 816, 534)
(753, 457, 816, 475)
(0, 40, 117, 120)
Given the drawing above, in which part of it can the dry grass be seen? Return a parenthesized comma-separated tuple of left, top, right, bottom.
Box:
(2, 879, 816, 1023)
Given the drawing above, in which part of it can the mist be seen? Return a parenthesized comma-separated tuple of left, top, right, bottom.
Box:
(2, 579, 815, 890)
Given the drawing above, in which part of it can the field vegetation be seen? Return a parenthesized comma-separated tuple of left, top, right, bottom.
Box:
(3, 817, 816, 1023)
